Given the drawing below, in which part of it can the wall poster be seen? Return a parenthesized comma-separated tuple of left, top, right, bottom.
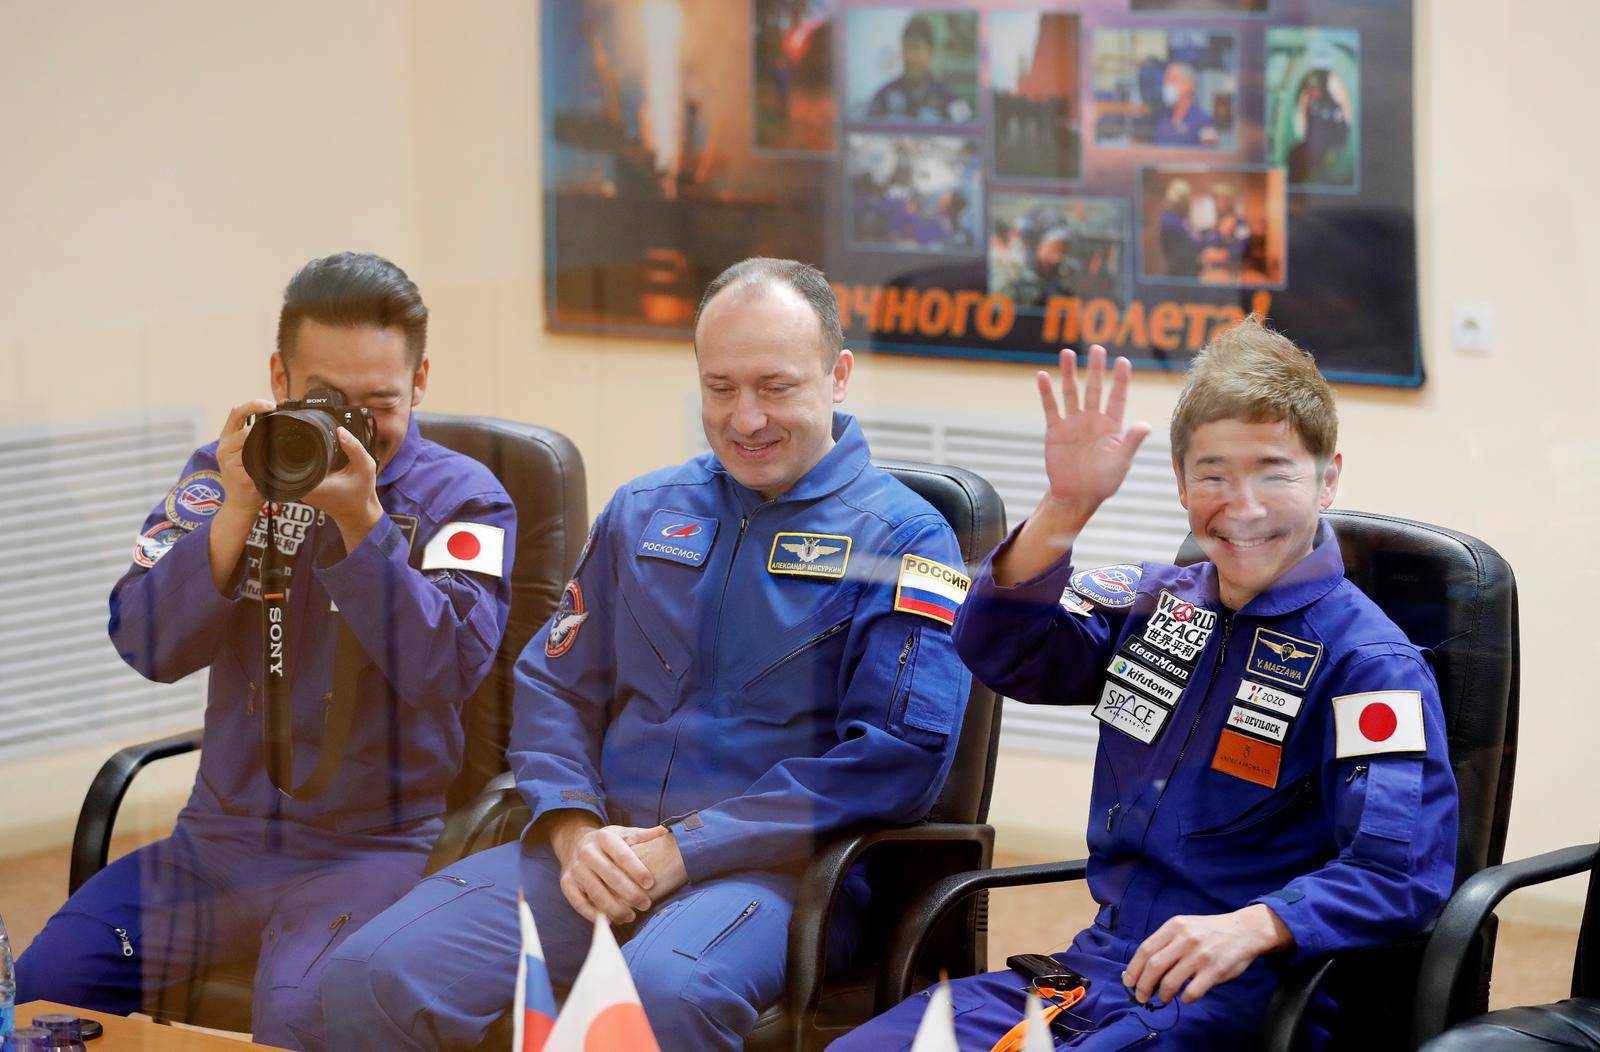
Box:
(542, 0, 1418, 386)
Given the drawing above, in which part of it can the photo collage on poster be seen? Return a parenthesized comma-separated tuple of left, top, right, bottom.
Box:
(542, 1, 1415, 385)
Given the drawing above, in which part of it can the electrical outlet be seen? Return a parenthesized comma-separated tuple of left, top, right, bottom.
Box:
(1451, 304, 1493, 355)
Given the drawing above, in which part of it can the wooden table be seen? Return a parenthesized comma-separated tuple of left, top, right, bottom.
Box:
(15, 1002, 272, 1049)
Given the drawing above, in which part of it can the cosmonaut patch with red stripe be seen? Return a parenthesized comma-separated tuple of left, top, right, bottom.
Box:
(422, 522, 506, 577)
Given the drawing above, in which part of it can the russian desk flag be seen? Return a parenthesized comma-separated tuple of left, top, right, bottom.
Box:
(512, 893, 556, 1052)
(545, 916, 660, 1051)
(909, 979, 959, 1052)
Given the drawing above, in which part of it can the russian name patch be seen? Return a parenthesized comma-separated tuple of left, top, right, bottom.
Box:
(893, 554, 970, 625)
(768, 532, 852, 579)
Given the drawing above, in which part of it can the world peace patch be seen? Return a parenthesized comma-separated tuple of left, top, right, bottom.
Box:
(1070, 563, 1142, 608)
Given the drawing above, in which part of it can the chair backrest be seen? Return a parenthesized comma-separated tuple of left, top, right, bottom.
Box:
(417, 413, 588, 809)
(1177, 509, 1520, 884)
(877, 460, 1008, 825)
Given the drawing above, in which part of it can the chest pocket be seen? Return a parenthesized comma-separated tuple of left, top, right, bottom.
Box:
(1343, 759, 1422, 870)
(617, 590, 691, 712)
(725, 589, 857, 725)
(1183, 772, 1317, 840)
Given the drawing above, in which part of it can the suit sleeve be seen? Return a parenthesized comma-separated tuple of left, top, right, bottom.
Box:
(669, 516, 973, 882)
(506, 499, 617, 828)
(1252, 646, 1459, 960)
(951, 523, 1133, 708)
(315, 488, 515, 709)
(108, 446, 243, 683)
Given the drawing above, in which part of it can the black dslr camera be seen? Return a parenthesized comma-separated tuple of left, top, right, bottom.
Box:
(242, 387, 378, 502)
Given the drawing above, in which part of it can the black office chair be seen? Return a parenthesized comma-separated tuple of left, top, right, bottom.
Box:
(874, 510, 1520, 1052)
(470, 460, 1008, 1052)
(67, 413, 587, 1031)
(1413, 839, 1600, 1047)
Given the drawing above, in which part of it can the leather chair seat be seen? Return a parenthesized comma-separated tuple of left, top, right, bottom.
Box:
(1422, 999, 1600, 1050)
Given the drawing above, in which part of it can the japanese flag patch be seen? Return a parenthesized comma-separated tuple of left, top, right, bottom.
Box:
(422, 522, 506, 577)
(894, 554, 970, 626)
(1332, 690, 1427, 758)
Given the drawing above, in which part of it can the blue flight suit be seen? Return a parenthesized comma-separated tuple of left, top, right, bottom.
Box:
(835, 521, 1457, 1049)
(1153, 102, 1215, 146)
(868, 75, 973, 123)
(17, 415, 514, 1051)
(322, 413, 973, 1051)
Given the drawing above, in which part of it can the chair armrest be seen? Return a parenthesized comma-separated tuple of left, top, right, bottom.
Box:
(783, 822, 994, 1050)
(1412, 842, 1600, 1044)
(70, 728, 203, 894)
(424, 770, 524, 876)
(877, 857, 1090, 1010)
(1257, 956, 1337, 1052)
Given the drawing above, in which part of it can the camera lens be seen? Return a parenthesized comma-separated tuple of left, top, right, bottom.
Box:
(243, 410, 339, 502)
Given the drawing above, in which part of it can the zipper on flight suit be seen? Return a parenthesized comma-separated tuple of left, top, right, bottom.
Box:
(1142, 612, 1233, 835)
(703, 899, 760, 954)
(744, 621, 849, 688)
(300, 912, 352, 982)
(885, 631, 918, 725)
(113, 927, 134, 957)
(657, 501, 775, 825)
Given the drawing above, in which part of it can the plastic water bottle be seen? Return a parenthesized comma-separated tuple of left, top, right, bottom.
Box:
(0, 911, 15, 1039)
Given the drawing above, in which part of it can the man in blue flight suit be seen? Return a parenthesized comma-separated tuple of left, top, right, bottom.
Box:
(867, 14, 973, 123)
(1152, 61, 1217, 146)
(835, 320, 1457, 1048)
(17, 253, 515, 1052)
(320, 258, 973, 1050)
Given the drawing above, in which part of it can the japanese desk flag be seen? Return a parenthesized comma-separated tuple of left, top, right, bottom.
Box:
(909, 980, 959, 1052)
(512, 893, 556, 1052)
(545, 916, 660, 1051)
(1022, 992, 1052, 1052)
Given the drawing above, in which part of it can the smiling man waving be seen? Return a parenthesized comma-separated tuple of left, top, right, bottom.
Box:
(837, 318, 1458, 1049)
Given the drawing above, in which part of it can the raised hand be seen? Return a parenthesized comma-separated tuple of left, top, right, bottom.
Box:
(992, 345, 1149, 585)
(1037, 345, 1151, 518)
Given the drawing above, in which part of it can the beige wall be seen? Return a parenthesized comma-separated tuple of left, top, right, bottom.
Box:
(2, 1, 1596, 925)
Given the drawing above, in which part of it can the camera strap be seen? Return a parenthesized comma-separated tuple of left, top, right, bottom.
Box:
(259, 501, 363, 800)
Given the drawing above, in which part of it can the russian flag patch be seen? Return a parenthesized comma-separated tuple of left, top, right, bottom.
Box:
(893, 554, 970, 626)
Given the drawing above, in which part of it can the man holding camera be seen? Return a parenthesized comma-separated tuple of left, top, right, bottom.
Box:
(17, 252, 515, 1052)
